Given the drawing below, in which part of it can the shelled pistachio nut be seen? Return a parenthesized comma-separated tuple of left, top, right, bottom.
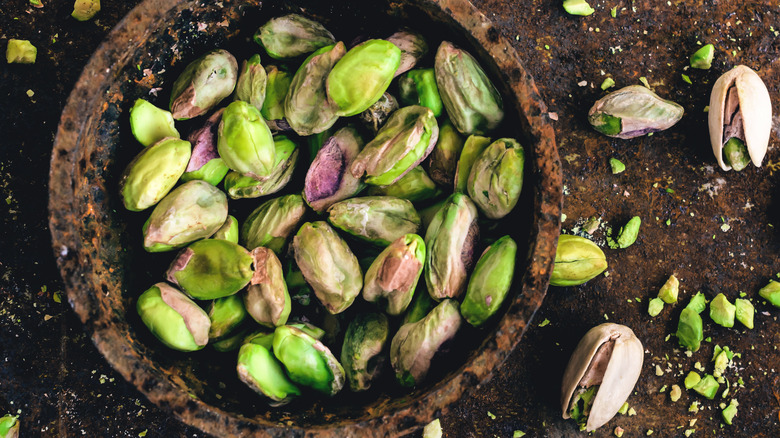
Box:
(398, 68, 443, 117)
(211, 215, 239, 243)
(460, 235, 517, 327)
(137, 283, 211, 352)
(561, 323, 644, 432)
(708, 65, 772, 171)
(142, 180, 228, 252)
(359, 92, 399, 134)
(260, 65, 292, 129)
(234, 54, 267, 112)
(588, 85, 683, 139)
(218, 100, 276, 180)
(467, 138, 525, 219)
(327, 196, 421, 246)
(254, 14, 336, 60)
(119, 137, 191, 211)
(386, 30, 428, 77)
(390, 299, 461, 387)
(237, 343, 301, 406)
(341, 313, 390, 391)
(0, 414, 19, 438)
(129, 98, 180, 147)
(454, 135, 492, 193)
(303, 126, 366, 212)
(241, 194, 307, 253)
(223, 135, 298, 199)
(207, 294, 247, 341)
(402, 284, 436, 325)
(169, 49, 238, 120)
(550, 235, 608, 286)
(759, 280, 780, 307)
(427, 119, 464, 187)
(363, 234, 426, 315)
(273, 325, 345, 395)
(285, 43, 345, 136)
(367, 166, 442, 203)
(181, 108, 230, 186)
(293, 221, 363, 314)
(166, 239, 254, 300)
(350, 105, 439, 186)
(244, 247, 291, 328)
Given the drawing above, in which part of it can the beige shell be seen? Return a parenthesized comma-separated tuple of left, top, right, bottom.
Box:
(708, 65, 772, 171)
(561, 323, 644, 432)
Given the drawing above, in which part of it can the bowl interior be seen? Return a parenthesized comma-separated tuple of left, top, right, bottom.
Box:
(50, 0, 561, 435)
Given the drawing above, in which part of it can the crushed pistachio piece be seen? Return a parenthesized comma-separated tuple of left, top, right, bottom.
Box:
(618, 402, 629, 415)
(670, 384, 682, 402)
(562, 0, 595, 16)
(601, 77, 616, 90)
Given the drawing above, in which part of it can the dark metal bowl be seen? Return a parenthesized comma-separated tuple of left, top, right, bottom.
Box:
(49, 0, 562, 435)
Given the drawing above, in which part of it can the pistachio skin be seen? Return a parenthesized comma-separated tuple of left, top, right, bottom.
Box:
(340, 313, 390, 391)
(467, 138, 525, 219)
(137, 283, 211, 352)
(386, 30, 428, 77)
(241, 194, 307, 254)
(272, 325, 345, 395)
(327, 196, 421, 246)
(166, 239, 254, 300)
(207, 294, 247, 341)
(181, 109, 230, 186)
(129, 98, 180, 147)
(285, 43, 345, 136)
(142, 180, 228, 252)
(561, 323, 644, 432)
(303, 126, 366, 212)
(244, 247, 291, 328)
(363, 234, 426, 315)
(170, 49, 238, 120)
(254, 14, 336, 60)
(588, 85, 684, 139)
(709, 65, 772, 171)
(218, 100, 276, 180)
(359, 92, 399, 134)
(234, 54, 267, 112)
(119, 137, 191, 212)
(550, 235, 608, 286)
(460, 236, 517, 327)
(237, 343, 301, 406)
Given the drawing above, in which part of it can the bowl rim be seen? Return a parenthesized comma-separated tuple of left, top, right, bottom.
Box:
(49, 0, 562, 435)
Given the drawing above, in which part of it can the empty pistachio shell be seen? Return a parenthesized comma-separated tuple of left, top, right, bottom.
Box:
(398, 68, 443, 117)
(237, 343, 301, 406)
(386, 30, 428, 77)
(254, 14, 336, 60)
(588, 85, 684, 139)
(241, 194, 307, 253)
(460, 235, 517, 327)
(303, 126, 367, 212)
(260, 65, 292, 126)
(166, 239, 254, 300)
(367, 166, 442, 203)
(550, 235, 608, 286)
(561, 323, 644, 432)
(359, 92, 399, 134)
(218, 100, 276, 180)
(293, 221, 363, 314)
(363, 234, 426, 315)
(244, 247, 291, 328)
(708, 65, 772, 171)
(390, 299, 461, 387)
(170, 49, 238, 120)
(234, 54, 267, 111)
(137, 283, 211, 352)
(129, 98, 180, 147)
(223, 135, 299, 199)
(181, 108, 230, 186)
(211, 215, 239, 243)
(119, 137, 191, 212)
(142, 180, 228, 252)
(273, 325, 345, 395)
(424, 193, 479, 300)
(285, 43, 345, 136)
(435, 41, 504, 135)
(207, 294, 247, 341)
(467, 138, 525, 219)
(340, 313, 390, 391)
(327, 196, 421, 246)
(350, 105, 439, 186)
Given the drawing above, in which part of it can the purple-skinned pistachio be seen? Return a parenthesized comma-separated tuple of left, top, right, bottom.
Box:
(244, 247, 291, 328)
(303, 126, 366, 212)
(166, 239, 254, 300)
(181, 108, 230, 186)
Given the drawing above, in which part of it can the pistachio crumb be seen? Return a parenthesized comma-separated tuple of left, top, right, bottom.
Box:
(628, 407, 637, 416)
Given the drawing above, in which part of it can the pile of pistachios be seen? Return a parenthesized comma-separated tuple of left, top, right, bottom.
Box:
(119, 13, 526, 405)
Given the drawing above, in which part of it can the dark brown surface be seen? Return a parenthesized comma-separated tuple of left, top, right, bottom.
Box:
(2, 1, 780, 438)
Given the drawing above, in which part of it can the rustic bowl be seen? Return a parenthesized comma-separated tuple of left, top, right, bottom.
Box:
(49, 0, 562, 436)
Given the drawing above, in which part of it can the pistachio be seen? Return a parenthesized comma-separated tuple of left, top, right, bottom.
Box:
(254, 14, 336, 60)
(72, 0, 100, 21)
(303, 126, 366, 212)
(677, 307, 703, 352)
(460, 235, 517, 327)
(218, 100, 276, 180)
(562, 0, 595, 16)
(0, 414, 19, 438)
(129, 98, 180, 147)
(272, 325, 345, 395)
(5, 39, 36, 64)
(616, 216, 641, 248)
(427, 119, 465, 187)
(119, 137, 191, 211)
(709, 65, 772, 170)
(211, 215, 239, 243)
(709, 293, 736, 328)
(340, 313, 390, 391)
(207, 294, 247, 341)
(402, 284, 436, 325)
(467, 138, 525, 219)
(222, 135, 299, 199)
(759, 279, 780, 307)
(169, 49, 238, 120)
(137, 283, 211, 352)
(237, 343, 301, 406)
(244, 247, 291, 328)
(363, 234, 426, 315)
(234, 54, 267, 111)
(241, 194, 307, 254)
(327, 196, 421, 246)
(367, 166, 442, 203)
(285, 43, 345, 136)
(690, 44, 715, 70)
(588, 85, 684, 139)
(398, 68, 443, 117)
(181, 108, 230, 186)
(454, 135, 492, 193)
(561, 323, 644, 432)
(735, 298, 754, 329)
(359, 92, 399, 134)
(386, 30, 428, 77)
(658, 274, 679, 304)
(260, 65, 292, 128)
(166, 239, 254, 300)
(550, 235, 608, 287)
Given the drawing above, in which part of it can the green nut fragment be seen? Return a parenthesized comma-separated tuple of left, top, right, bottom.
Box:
(0, 414, 19, 438)
(588, 85, 684, 139)
(722, 138, 750, 171)
(423, 418, 443, 438)
(424, 193, 480, 300)
(722, 399, 738, 425)
(223, 135, 299, 199)
(367, 166, 442, 203)
(359, 92, 399, 134)
(237, 343, 301, 406)
(207, 294, 247, 341)
(351, 105, 439, 186)
(241, 194, 306, 254)
(142, 180, 228, 252)
(427, 119, 465, 187)
(709, 293, 736, 328)
(260, 65, 292, 126)
(676, 307, 703, 352)
(137, 283, 210, 352)
(658, 274, 679, 304)
(340, 313, 390, 391)
(601, 78, 616, 90)
(670, 384, 682, 402)
(398, 68, 443, 117)
(690, 44, 715, 70)
(713, 350, 730, 378)
(387, 30, 428, 77)
(390, 299, 462, 387)
(328, 39, 402, 117)
(285, 43, 345, 136)
(435, 41, 504, 135)
(648, 297, 664, 317)
(234, 54, 267, 111)
(454, 135, 492, 192)
(293, 221, 363, 314)
(119, 137, 191, 211)
(734, 298, 754, 329)
(72, 0, 100, 21)
(686, 291, 708, 314)
(254, 14, 335, 60)
(467, 138, 525, 219)
(562, 0, 595, 16)
(181, 109, 230, 186)
(692, 374, 719, 399)
(759, 280, 780, 307)
(609, 158, 625, 174)
(166, 239, 254, 300)
(244, 247, 291, 328)
(170, 49, 238, 120)
(303, 126, 366, 212)
(684, 371, 701, 389)
(550, 235, 608, 287)
(327, 196, 421, 246)
(461, 236, 517, 327)
(273, 325, 345, 395)
(211, 215, 239, 243)
(129, 98, 180, 147)
(6, 39, 37, 64)
(218, 100, 276, 180)
(363, 234, 426, 315)
(617, 216, 641, 248)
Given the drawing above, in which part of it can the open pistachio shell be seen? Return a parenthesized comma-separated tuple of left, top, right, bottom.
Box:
(708, 65, 772, 171)
(561, 323, 644, 432)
